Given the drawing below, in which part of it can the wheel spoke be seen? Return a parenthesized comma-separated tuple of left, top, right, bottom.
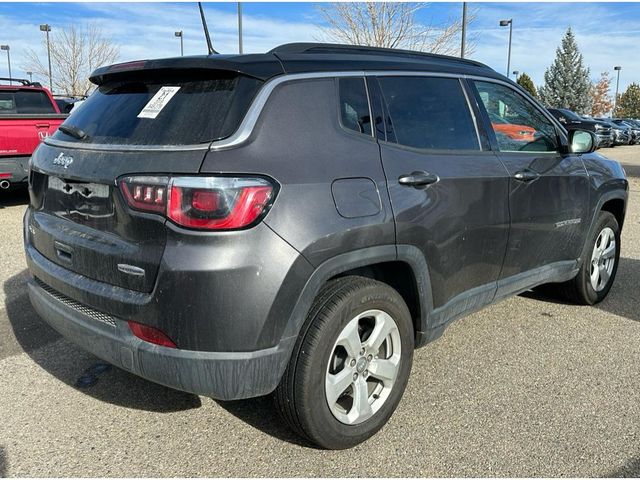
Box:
(336, 319, 362, 358)
(602, 243, 616, 260)
(590, 265, 600, 290)
(365, 311, 395, 353)
(368, 355, 399, 385)
(350, 377, 372, 422)
(599, 264, 611, 285)
(326, 368, 354, 406)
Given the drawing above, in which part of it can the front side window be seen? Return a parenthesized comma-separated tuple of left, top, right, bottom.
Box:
(377, 76, 479, 151)
(474, 81, 558, 153)
(338, 77, 372, 136)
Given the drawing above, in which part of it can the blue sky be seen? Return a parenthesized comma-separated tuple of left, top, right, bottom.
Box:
(0, 2, 638, 95)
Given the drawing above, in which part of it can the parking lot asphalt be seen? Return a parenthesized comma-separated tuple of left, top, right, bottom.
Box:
(1, 147, 639, 477)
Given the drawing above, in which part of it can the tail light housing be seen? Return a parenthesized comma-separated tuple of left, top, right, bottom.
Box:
(119, 175, 276, 231)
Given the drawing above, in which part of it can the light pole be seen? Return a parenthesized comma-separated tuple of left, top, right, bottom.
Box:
(613, 66, 622, 116)
(460, 2, 467, 58)
(175, 30, 183, 56)
(238, 2, 243, 54)
(27, 71, 33, 83)
(500, 19, 513, 78)
(513, 70, 519, 80)
(0, 45, 10, 85)
(39, 24, 53, 92)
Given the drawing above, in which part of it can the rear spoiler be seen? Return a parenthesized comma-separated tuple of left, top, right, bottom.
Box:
(89, 54, 285, 85)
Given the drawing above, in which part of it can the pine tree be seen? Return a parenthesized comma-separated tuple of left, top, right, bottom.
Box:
(538, 28, 593, 114)
(616, 83, 640, 118)
(591, 72, 613, 117)
(516, 73, 537, 97)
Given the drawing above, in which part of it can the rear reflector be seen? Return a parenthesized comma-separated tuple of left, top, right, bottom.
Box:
(128, 320, 177, 348)
(119, 175, 276, 231)
(0, 173, 12, 179)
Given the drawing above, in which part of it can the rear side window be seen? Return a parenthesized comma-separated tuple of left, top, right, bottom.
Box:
(377, 77, 479, 151)
(338, 77, 372, 136)
(0, 90, 56, 114)
(53, 72, 262, 145)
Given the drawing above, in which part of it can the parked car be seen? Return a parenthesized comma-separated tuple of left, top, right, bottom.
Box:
(489, 112, 537, 142)
(612, 119, 640, 144)
(595, 118, 632, 146)
(54, 95, 88, 114)
(547, 108, 613, 147)
(0, 77, 67, 190)
(24, 43, 628, 449)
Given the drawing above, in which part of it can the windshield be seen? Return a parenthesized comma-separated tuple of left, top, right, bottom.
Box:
(52, 71, 262, 146)
(560, 109, 580, 120)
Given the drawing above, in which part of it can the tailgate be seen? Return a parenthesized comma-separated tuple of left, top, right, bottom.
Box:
(27, 143, 207, 293)
(0, 115, 67, 156)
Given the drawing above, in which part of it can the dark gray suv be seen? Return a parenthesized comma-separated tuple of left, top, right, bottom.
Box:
(24, 43, 628, 449)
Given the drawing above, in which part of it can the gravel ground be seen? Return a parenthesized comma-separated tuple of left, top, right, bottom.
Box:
(0, 147, 639, 477)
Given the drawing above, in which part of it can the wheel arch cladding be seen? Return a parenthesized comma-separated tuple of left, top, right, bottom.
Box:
(601, 197, 626, 230)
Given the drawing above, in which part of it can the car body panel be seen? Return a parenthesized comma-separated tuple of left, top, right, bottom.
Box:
(23, 46, 629, 400)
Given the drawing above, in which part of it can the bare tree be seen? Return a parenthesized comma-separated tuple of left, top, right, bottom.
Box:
(23, 24, 119, 96)
(316, 3, 475, 56)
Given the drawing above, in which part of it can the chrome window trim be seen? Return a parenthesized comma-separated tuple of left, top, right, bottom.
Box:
(44, 69, 533, 154)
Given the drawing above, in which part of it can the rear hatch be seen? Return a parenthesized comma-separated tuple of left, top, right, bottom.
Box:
(27, 67, 264, 293)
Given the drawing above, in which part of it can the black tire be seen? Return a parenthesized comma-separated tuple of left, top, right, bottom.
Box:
(559, 211, 620, 305)
(274, 276, 414, 449)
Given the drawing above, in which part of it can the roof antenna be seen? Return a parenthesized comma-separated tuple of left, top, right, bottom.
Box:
(198, 2, 218, 54)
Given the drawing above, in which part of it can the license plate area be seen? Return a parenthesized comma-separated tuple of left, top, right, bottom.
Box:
(45, 176, 114, 220)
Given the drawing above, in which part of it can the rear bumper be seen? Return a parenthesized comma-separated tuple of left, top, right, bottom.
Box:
(28, 278, 296, 400)
(0, 156, 29, 184)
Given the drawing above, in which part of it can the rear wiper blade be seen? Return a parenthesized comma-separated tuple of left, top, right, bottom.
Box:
(58, 124, 89, 140)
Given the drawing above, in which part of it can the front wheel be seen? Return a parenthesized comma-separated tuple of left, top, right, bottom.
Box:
(560, 211, 620, 305)
(274, 276, 414, 449)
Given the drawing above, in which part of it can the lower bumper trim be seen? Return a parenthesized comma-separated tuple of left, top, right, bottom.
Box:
(28, 279, 295, 400)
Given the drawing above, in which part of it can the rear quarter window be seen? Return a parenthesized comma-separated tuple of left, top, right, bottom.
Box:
(338, 77, 372, 136)
(53, 72, 262, 146)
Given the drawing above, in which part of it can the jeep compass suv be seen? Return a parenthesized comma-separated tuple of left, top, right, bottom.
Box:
(25, 43, 628, 449)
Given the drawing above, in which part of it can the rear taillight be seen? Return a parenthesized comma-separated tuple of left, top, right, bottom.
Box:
(128, 320, 177, 348)
(119, 176, 276, 231)
(0, 173, 12, 179)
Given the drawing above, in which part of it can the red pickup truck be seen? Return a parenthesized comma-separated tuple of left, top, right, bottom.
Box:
(0, 78, 67, 190)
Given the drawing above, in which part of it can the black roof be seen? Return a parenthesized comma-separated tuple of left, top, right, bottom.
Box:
(90, 42, 499, 85)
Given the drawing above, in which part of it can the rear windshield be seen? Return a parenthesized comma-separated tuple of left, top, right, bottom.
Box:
(0, 90, 57, 114)
(52, 71, 262, 146)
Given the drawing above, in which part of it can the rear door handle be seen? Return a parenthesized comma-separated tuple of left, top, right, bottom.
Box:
(514, 169, 540, 182)
(398, 171, 439, 188)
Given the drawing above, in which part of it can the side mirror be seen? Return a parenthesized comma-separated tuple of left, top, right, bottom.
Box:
(569, 129, 597, 154)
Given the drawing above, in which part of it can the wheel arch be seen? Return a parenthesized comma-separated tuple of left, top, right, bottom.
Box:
(281, 245, 434, 348)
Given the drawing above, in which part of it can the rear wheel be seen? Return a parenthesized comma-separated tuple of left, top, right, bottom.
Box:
(274, 276, 414, 449)
(560, 211, 620, 305)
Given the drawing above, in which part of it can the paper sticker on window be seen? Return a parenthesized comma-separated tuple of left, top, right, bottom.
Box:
(137, 86, 181, 119)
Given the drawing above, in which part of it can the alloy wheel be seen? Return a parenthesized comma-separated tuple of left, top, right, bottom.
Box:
(590, 226, 616, 292)
(325, 309, 401, 425)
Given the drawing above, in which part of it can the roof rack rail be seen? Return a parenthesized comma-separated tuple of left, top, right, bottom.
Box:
(269, 42, 489, 69)
(0, 77, 42, 87)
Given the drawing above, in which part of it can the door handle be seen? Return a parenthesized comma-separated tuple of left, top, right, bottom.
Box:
(513, 169, 540, 182)
(398, 171, 439, 188)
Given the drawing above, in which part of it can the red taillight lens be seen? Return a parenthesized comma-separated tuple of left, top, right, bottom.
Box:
(120, 176, 168, 213)
(119, 176, 275, 231)
(128, 320, 177, 348)
(0, 173, 12, 179)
